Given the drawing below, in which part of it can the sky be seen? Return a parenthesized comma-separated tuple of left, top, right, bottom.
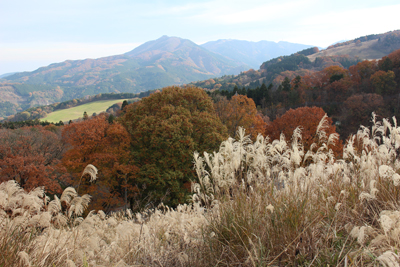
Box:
(1, 0, 399, 74)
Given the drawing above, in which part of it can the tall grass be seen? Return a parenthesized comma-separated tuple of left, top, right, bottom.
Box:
(192, 113, 400, 266)
(1, 113, 400, 266)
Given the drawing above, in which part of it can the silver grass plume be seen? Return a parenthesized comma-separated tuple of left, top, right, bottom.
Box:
(68, 194, 91, 218)
(47, 195, 62, 215)
(377, 251, 400, 267)
(316, 114, 329, 143)
(18, 251, 31, 267)
(81, 164, 98, 182)
(60, 187, 78, 206)
(66, 259, 77, 267)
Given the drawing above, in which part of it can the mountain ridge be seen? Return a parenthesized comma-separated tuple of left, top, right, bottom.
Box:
(201, 39, 314, 69)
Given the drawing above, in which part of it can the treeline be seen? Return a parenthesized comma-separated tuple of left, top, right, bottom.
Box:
(0, 118, 64, 129)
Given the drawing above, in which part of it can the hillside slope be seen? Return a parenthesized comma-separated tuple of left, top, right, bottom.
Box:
(308, 30, 400, 61)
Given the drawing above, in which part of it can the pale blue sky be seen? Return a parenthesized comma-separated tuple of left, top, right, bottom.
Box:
(1, 0, 399, 74)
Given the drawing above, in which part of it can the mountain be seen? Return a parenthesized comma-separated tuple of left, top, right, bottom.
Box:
(0, 72, 17, 79)
(191, 30, 400, 92)
(201, 39, 314, 69)
(0, 36, 249, 119)
(124, 35, 248, 77)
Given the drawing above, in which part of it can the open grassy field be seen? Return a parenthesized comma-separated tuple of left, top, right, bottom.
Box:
(42, 99, 135, 123)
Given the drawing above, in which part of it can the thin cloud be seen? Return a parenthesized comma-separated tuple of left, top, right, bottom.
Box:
(297, 4, 400, 46)
(189, 0, 315, 25)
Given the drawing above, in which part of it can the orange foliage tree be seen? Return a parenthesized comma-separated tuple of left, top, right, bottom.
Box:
(265, 107, 342, 157)
(0, 126, 66, 194)
(120, 86, 228, 206)
(320, 65, 350, 85)
(214, 94, 267, 139)
(61, 115, 137, 211)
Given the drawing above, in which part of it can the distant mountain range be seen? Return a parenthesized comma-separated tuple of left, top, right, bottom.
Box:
(2, 36, 249, 99)
(201, 40, 313, 69)
(0, 36, 314, 119)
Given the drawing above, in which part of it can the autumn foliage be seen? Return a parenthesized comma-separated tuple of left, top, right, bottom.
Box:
(61, 115, 137, 211)
(214, 94, 267, 139)
(0, 126, 65, 194)
(121, 86, 228, 206)
(265, 107, 342, 156)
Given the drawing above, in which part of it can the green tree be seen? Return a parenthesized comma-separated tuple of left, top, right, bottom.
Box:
(121, 100, 129, 112)
(120, 86, 228, 206)
(108, 114, 115, 124)
(282, 77, 291, 92)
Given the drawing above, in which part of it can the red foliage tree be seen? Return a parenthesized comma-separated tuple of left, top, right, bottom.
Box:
(0, 126, 66, 194)
(61, 115, 138, 211)
(265, 107, 342, 157)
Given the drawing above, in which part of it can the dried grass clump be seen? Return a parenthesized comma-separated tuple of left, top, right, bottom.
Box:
(192, 113, 400, 266)
(0, 180, 210, 266)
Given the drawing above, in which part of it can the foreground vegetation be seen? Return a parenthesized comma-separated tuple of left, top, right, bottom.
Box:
(1, 115, 400, 266)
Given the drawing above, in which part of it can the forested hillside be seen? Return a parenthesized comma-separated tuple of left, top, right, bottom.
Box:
(207, 48, 400, 141)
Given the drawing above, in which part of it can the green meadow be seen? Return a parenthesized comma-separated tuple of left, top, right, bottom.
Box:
(41, 99, 132, 123)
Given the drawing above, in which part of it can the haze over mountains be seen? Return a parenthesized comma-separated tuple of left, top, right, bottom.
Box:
(201, 40, 313, 69)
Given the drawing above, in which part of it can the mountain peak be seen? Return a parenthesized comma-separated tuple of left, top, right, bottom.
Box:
(124, 35, 195, 57)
